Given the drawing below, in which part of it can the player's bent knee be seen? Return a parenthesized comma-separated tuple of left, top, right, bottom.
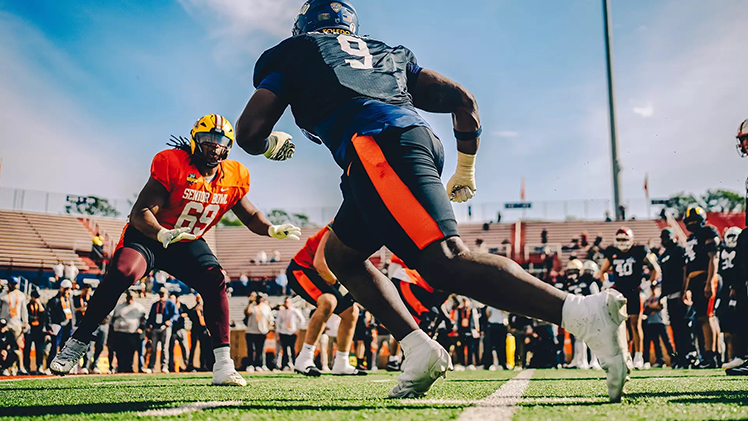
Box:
(316, 294, 337, 315)
(417, 237, 471, 289)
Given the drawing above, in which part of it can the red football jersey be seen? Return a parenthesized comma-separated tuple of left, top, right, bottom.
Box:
(150, 149, 250, 238)
(293, 225, 332, 270)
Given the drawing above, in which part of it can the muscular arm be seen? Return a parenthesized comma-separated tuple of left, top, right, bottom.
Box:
(313, 230, 337, 285)
(129, 177, 172, 241)
(598, 259, 612, 284)
(645, 253, 661, 283)
(231, 195, 273, 237)
(411, 68, 481, 155)
(235, 88, 289, 155)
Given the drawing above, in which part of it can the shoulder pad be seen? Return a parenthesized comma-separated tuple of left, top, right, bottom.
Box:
(253, 37, 299, 88)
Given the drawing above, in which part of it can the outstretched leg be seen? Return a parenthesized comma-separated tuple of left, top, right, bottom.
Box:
(50, 248, 147, 375)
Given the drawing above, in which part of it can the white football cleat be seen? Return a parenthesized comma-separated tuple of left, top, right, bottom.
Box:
(332, 360, 367, 376)
(212, 368, 247, 386)
(388, 339, 451, 399)
(723, 357, 746, 369)
(633, 354, 644, 370)
(562, 290, 631, 403)
(49, 338, 89, 375)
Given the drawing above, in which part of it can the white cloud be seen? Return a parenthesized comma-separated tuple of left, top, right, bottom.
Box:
(177, 0, 299, 39)
(494, 130, 519, 138)
(632, 104, 653, 118)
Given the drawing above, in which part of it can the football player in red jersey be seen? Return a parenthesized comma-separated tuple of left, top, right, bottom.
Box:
(50, 115, 300, 386)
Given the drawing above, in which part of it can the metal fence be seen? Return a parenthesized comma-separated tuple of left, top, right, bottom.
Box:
(0, 186, 660, 224)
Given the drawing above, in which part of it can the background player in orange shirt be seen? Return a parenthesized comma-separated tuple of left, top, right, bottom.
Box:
(287, 224, 365, 376)
(50, 115, 300, 386)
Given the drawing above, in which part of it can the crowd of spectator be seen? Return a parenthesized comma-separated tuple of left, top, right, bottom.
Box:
(1, 222, 745, 376)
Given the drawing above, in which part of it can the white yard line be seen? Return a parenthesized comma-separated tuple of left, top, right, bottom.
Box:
(456, 369, 535, 421)
(136, 401, 242, 416)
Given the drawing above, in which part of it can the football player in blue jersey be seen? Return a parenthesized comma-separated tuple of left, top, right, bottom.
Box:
(234, 0, 630, 401)
(726, 120, 748, 375)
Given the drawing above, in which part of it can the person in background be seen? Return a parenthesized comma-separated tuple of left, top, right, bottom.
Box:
(0, 319, 19, 375)
(275, 297, 304, 370)
(86, 315, 110, 374)
(455, 297, 480, 370)
(111, 292, 146, 373)
(73, 283, 94, 374)
(24, 289, 47, 374)
(270, 250, 281, 263)
(483, 305, 508, 370)
(146, 287, 176, 373)
(509, 313, 533, 369)
(274, 270, 288, 296)
(354, 309, 376, 371)
(719, 227, 747, 370)
(187, 294, 212, 372)
(642, 281, 675, 368)
(92, 232, 105, 269)
(658, 228, 693, 368)
(1, 277, 28, 374)
(64, 261, 79, 285)
(169, 293, 190, 372)
(52, 261, 64, 286)
(255, 251, 268, 265)
(473, 238, 488, 254)
(245, 293, 273, 372)
(45, 280, 75, 375)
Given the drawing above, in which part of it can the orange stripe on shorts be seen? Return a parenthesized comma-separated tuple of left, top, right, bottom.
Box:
(293, 270, 323, 302)
(351, 134, 444, 250)
(707, 275, 719, 317)
(400, 280, 429, 319)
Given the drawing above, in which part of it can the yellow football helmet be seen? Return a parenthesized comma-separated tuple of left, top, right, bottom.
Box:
(566, 259, 584, 273)
(684, 206, 706, 229)
(189, 114, 235, 167)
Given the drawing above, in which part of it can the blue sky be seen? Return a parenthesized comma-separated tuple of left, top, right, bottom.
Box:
(1, 0, 747, 221)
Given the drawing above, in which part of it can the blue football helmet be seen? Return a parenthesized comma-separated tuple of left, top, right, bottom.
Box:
(292, 1, 359, 36)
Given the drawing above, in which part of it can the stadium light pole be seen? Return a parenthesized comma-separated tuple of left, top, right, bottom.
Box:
(603, 0, 623, 221)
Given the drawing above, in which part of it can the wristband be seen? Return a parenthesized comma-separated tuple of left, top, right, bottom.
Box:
(454, 127, 482, 141)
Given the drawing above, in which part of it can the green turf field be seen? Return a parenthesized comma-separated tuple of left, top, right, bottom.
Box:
(0, 369, 745, 420)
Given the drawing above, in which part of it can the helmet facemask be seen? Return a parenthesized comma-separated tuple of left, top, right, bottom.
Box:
(724, 227, 742, 248)
(194, 132, 232, 168)
(737, 135, 748, 158)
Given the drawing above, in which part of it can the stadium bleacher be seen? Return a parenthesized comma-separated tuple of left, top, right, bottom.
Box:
(2, 209, 744, 281)
(0, 210, 89, 272)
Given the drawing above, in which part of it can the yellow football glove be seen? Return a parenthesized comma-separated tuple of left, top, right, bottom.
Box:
(264, 132, 296, 161)
(268, 224, 301, 240)
(446, 152, 477, 203)
(157, 227, 197, 249)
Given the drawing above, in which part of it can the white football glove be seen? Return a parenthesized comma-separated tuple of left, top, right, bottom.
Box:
(446, 152, 477, 203)
(268, 224, 301, 240)
(157, 227, 197, 249)
(264, 132, 296, 161)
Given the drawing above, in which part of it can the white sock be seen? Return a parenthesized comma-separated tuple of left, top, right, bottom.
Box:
(213, 347, 233, 370)
(334, 351, 349, 365)
(400, 330, 430, 355)
(635, 352, 643, 360)
(297, 344, 315, 363)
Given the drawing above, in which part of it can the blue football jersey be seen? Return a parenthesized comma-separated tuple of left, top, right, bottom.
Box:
(254, 33, 431, 167)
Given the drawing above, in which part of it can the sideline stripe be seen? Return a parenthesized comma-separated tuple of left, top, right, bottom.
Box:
(137, 401, 241, 416)
(456, 369, 535, 421)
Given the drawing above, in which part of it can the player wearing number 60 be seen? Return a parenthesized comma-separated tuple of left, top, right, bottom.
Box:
(49, 114, 301, 386)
